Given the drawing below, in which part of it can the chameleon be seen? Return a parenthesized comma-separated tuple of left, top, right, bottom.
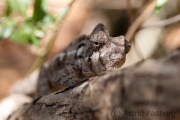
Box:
(37, 23, 131, 95)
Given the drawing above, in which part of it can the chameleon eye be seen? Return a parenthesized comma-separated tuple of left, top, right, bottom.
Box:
(94, 42, 99, 46)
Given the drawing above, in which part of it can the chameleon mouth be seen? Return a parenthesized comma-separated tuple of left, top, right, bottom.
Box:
(125, 40, 131, 54)
(113, 60, 125, 68)
(106, 58, 125, 70)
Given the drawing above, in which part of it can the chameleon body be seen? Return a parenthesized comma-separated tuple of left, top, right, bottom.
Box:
(37, 23, 131, 95)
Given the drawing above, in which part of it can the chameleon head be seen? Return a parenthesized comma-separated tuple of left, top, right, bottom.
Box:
(85, 23, 131, 75)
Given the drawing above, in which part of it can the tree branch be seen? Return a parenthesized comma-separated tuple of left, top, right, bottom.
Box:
(125, 0, 156, 42)
(141, 14, 180, 29)
(8, 50, 180, 120)
(26, 0, 76, 75)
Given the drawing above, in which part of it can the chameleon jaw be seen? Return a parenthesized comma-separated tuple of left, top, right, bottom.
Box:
(105, 57, 126, 71)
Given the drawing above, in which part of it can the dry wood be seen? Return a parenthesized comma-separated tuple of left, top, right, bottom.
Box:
(8, 50, 180, 120)
(125, 0, 156, 42)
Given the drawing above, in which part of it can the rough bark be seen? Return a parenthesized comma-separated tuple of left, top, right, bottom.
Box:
(8, 50, 180, 120)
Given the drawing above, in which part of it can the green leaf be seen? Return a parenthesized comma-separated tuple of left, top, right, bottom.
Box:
(0, 18, 16, 38)
(6, 0, 29, 16)
(2, 0, 57, 46)
(5, 2, 12, 16)
(32, 0, 47, 23)
(31, 34, 39, 46)
(155, 0, 168, 13)
(9, 22, 42, 46)
(10, 23, 34, 43)
(42, 15, 54, 25)
(0, 25, 13, 38)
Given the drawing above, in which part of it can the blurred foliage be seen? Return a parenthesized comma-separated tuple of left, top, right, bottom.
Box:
(0, 0, 169, 46)
(155, 0, 168, 13)
(0, 0, 66, 46)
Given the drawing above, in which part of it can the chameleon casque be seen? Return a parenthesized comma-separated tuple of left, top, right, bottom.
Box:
(37, 23, 131, 95)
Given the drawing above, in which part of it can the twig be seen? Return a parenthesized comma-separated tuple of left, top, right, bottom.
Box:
(125, 0, 156, 42)
(125, 0, 145, 60)
(141, 14, 180, 29)
(126, 0, 133, 24)
(26, 0, 76, 75)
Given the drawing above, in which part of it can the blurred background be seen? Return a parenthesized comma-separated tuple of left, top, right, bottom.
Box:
(0, 0, 180, 99)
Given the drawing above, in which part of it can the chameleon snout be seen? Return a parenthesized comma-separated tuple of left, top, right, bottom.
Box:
(125, 39, 131, 54)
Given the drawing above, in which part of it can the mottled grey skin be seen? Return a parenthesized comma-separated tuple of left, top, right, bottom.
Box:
(37, 23, 131, 95)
